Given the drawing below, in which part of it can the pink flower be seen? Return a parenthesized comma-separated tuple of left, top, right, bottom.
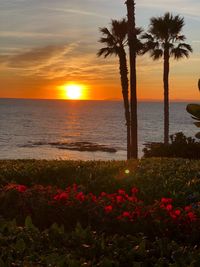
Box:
(104, 205, 113, 213)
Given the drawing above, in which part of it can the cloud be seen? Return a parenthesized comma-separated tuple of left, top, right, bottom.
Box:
(138, 0, 200, 19)
(49, 8, 109, 19)
(0, 41, 118, 82)
(0, 31, 65, 39)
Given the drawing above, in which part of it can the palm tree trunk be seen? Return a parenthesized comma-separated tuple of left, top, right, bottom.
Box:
(163, 48, 169, 144)
(119, 49, 131, 159)
(125, 0, 138, 159)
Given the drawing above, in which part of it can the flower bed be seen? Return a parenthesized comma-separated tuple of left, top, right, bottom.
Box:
(1, 183, 199, 242)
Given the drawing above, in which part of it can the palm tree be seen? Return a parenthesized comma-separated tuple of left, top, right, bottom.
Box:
(125, 0, 138, 158)
(97, 19, 131, 159)
(142, 12, 192, 144)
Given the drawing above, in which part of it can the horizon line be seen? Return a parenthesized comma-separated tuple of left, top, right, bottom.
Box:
(0, 97, 199, 103)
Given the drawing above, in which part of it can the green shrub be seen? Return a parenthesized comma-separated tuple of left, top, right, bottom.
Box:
(143, 132, 200, 159)
(1, 217, 200, 266)
(1, 158, 200, 205)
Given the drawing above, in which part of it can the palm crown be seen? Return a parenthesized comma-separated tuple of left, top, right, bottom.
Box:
(97, 19, 127, 58)
(142, 12, 192, 60)
(97, 19, 142, 58)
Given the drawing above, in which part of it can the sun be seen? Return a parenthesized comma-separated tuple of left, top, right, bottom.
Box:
(58, 83, 88, 100)
(65, 84, 82, 100)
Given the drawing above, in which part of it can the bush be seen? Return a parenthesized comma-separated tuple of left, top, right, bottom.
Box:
(143, 132, 200, 159)
(1, 158, 200, 205)
(1, 217, 200, 266)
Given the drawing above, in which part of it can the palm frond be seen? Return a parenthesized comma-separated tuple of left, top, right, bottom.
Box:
(150, 49, 163, 60)
(171, 42, 193, 59)
(97, 47, 117, 58)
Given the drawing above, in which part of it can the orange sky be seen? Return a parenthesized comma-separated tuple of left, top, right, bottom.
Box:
(0, 0, 200, 101)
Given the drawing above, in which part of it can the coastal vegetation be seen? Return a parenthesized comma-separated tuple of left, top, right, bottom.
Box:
(98, 1, 193, 159)
(1, 0, 198, 266)
(143, 132, 200, 159)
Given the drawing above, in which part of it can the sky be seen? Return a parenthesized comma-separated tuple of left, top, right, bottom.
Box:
(0, 0, 200, 100)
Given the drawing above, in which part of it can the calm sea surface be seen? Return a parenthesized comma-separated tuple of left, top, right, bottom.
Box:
(0, 98, 197, 160)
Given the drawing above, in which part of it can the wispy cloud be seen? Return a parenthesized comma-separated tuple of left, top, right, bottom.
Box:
(0, 42, 116, 81)
(48, 7, 109, 19)
(138, 0, 200, 18)
(0, 31, 65, 39)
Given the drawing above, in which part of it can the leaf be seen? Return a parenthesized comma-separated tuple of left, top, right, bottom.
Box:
(25, 216, 38, 232)
(132, 262, 142, 267)
(194, 122, 200, 128)
(25, 216, 34, 229)
(0, 259, 5, 267)
(99, 258, 114, 267)
(186, 104, 200, 119)
(51, 223, 65, 234)
(15, 238, 26, 253)
(195, 132, 200, 139)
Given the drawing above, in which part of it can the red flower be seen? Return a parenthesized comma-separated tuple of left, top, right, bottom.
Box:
(16, 185, 27, 192)
(101, 192, 107, 197)
(122, 211, 131, 219)
(76, 192, 85, 201)
(184, 206, 192, 212)
(161, 197, 172, 204)
(104, 205, 113, 213)
(174, 209, 181, 216)
(116, 195, 124, 203)
(131, 187, 139, 194)
(128, 196, 138, 202)
(187, 212, 197, 222)
(88, 193, 97, 202)
(118, 189, 125, 195)
(166, 204, 173, 211)
(54, 192, 68, 201)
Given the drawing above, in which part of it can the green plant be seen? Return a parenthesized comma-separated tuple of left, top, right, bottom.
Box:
(143, 132, 200, 159)
(186, 78, 200, 138)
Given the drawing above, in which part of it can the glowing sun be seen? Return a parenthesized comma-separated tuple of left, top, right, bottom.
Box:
(64, 84, 84, 100)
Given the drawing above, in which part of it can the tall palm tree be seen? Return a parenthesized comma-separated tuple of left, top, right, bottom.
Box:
(125, 0, 138, 158)
(97, 19, 131, 159)
(142, 12, 192, 144)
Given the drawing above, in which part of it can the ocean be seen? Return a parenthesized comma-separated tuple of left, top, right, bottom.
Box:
(0, 98, 197, 160)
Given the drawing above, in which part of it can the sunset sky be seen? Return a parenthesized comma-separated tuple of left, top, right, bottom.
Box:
(0, 0, 199, 100)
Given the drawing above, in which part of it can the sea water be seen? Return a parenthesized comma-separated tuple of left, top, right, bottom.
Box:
(0, 98, 197, 160)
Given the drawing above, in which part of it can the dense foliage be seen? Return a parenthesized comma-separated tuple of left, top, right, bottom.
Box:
(1, 217, 200, 267)
(1, 159, 200, 266)
(143, 132, 200, 159)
